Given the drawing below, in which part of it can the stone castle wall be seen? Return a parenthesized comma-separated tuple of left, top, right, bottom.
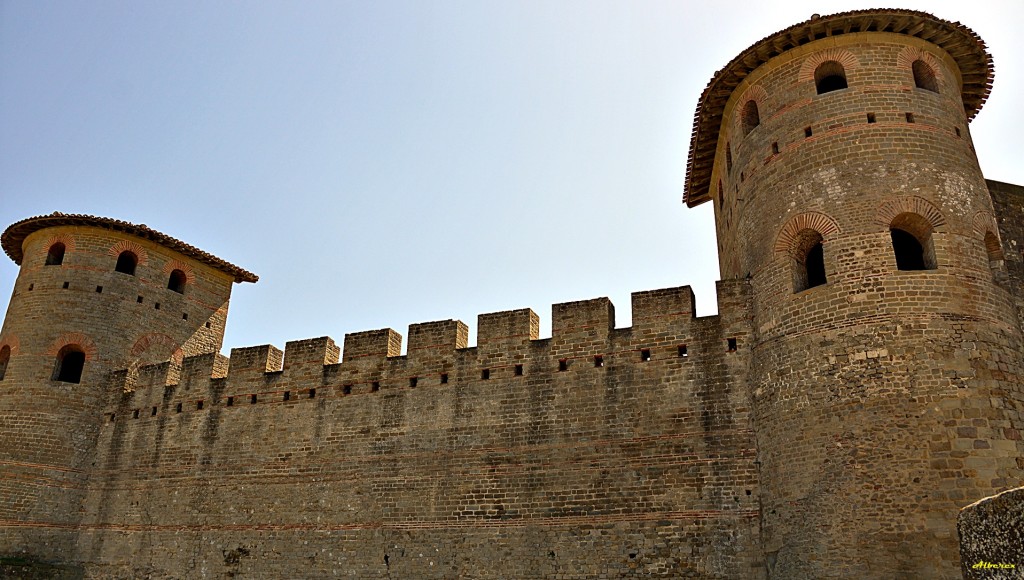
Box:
(67, 282, 764, 578)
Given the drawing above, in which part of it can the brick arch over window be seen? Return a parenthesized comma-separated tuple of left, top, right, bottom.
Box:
(798, 48, 859, 85)
(47, 332, 98, 360)
(40, 234, 75, 265)
(972, 211, 1005, 263)
(107, 240, 149, 267)
(735, 85, 768, 136)
(162, 260, 195, 284)
(0, 335, 20, 359)
(875, 197, 946, 232)
(897, 47, 945, 92)
(773, 212, 841, 256)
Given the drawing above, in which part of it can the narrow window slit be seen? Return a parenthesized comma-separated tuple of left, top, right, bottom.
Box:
(283, 391, 290, 401)
(804, 126, 813, 138)
(226, 396, 234, 407)
(308, 388, 316, 399)
(176, 403, 183, 413)
(440, 373, 449, 384)
(133, 409, 140, 419)
(678, 345, 688, 358)
(250, 394, 258, 404)
(771, 142, 779, 155)
(727, 338, 738, 352)
(196, 400, 204, 410)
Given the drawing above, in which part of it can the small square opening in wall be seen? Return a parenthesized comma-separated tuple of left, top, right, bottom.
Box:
(343, 384, 352, 395)
(409, 377, 418, 388)
(804, 126, 813, 138)
(558, 359, 568, 372)
(594, 355, 604, 368)
(197, 400, 204, 410)
(514, 364, 523, 376)
(867, 113, 876, 123)
(176, 402, 183, 413)
(151, 406, 157, 416)
(62, 281, 69, 289)
(481, 369, 490, 380)
(137, 296, 143, 303)
(640, 349, 651, 362)
(110, 413, 116, 422)
(133, 409, 139, 419)
(905, 112, 915, 123)
(96, 286, 103, 293)
(226, 396, 234, 407)
(182, 313, 188, 320)
(28, 284, 33, 291)
(371, 382, 380, 392)
(283, 391, 291, 402)
(955, 127, 961, 137)
(727, 338, 738, 352)
(440, 373, 449, 384)
(678, 345, 688, 358)
(308, 388, 316, 399)
(771, 142, 779, 155)
(205, 321, 211, 329)
(154, 303, 160, 310)
(250, 394, 258, 404)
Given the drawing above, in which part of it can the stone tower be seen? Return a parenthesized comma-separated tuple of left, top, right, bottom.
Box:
(0, 214, 256, 562)
(684, 9, 1024, 578)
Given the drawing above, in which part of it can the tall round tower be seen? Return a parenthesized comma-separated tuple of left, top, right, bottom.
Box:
(0, 214, 256, 563)
(685, 10, 1023, 578)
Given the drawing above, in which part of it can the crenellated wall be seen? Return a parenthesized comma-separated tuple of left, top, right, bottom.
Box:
(75, 282, 763, 578)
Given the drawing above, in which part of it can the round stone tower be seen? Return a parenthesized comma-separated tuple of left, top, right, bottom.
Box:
(0, 213, 256, 562)
(685, 10, 1023, 579)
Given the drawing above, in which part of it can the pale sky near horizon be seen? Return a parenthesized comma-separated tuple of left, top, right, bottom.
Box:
(2, 1, 1022, 356)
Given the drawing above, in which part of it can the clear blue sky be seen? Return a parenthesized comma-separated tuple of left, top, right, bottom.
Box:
(2, 1, 1022, 355)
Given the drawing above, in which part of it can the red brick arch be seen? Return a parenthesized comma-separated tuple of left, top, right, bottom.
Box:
(108, 240, 149, 266)
(39, 233, 76, 261)
(162, 260, 196, 284)
(798, 48, 860, 84)
(735, 85, 768, 135)
(47, 332, 97, 359)
(876, 196, 946, 232)
(774, 212, 841, 257)
(0, 334, 20, 357)
(897, 46, 946, 91)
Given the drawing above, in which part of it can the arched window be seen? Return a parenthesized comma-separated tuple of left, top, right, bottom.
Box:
(115, 251, 138, 275)
(46, 243, 66, 266)
(0, 345, 10, 381)
(792, 230, 827, 292)
(53, 345, 85, 384)
(741, 100, 760, 136)
(912, 60, 939, 93)
(890, 213, 937, 271)
(167, 269, 187, 294)
(984, 231, 1005, 279)
(815, 61, 848, 94)
(718, 180, 724, 210)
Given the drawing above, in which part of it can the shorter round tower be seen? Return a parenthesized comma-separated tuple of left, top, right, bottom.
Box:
(0, 213, 256, 562)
